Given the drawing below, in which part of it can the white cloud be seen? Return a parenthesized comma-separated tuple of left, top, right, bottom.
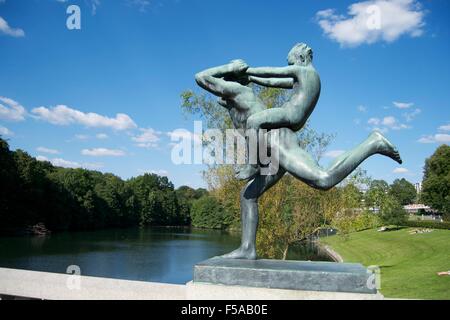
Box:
(0, 16, 25, 37)
(36, 147, 60, 154)
(324, 150, 345, 158)
(32, 105, 137, 130)
(127, 0, 151, 12)
(0, 125, 13, 136)
(83, 162, 104, 170)
(368, 115, 409, 132)
(393, 167, 409, 174)
(36, 155, 104, 169)
(315, 0, 425, 47)
(368, 117, 380, 126)
(384, 116, 409, 130)
(438, 123, 450, 131)
(81, 148, 125, 157)
(132, 128, 160, 148)
(36, 155, 79, 168)
(418, 134, 450, 144)
(36, 155, 49, 162)
(403, 108, 421, 122)
(0, 96, 27, 121)
(434, 134, 450, 143)
(74, 134, 89, 140)
(382, 116, 396, 127)
(51, 158, 82, 168)
(393, 101, 413, 109)
(96, 133, 109, 139)
(357, 105, 367, 112)
(417, 135, 434, 144)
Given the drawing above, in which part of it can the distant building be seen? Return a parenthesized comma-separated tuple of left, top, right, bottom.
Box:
(403, 204, 430, 214)
(414, 182, 422, 194)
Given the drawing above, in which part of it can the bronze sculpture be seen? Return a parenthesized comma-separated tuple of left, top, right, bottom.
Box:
(195, 43, 402, 259)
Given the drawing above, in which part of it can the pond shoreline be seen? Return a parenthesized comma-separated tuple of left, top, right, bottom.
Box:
(315, 240, 344, 263)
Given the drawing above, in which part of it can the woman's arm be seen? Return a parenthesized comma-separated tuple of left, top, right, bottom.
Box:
(195, 60, 248, 97)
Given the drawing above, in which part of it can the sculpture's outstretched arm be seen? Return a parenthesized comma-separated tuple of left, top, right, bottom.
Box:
(249, 76, 294, 89)
(247, 66, 298, 79)
(195, 61, 248, 98)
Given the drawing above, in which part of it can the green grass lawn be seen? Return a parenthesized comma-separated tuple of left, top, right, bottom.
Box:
(321, 228, 450, 299)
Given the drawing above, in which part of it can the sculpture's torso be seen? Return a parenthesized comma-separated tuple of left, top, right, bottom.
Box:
(286, 65, 321, 132)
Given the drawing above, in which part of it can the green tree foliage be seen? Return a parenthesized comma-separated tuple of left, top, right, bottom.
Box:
(364, 179, 390, 209)
(126, 174, 185, 226)
(379, 195, 407, 227)
(176, 186, 208, 225)
(0, 138, 21, 230)
(389, 178, 417, 205)
(363, 178, 407, 227)
(0, 137, 205, 234)
(421, 145, 450, 214)
(190, 195, 232, 229)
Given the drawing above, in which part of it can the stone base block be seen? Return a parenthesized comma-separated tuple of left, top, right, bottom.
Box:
(193, 257, 377, 294)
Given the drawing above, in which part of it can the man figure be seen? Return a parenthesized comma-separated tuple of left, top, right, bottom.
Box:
(246, 43, 320, 132)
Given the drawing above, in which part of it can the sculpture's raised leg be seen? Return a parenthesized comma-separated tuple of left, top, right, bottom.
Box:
(279, 131, 402, 191)
(220, 168, 286, 260)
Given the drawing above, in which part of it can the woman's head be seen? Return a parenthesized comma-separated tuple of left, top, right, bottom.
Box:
(287, 43, 313, 66)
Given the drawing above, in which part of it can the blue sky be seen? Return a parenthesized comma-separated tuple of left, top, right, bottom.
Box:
(0, 0, 449, 188)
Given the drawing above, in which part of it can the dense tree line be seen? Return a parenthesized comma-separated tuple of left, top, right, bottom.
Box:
(0, 137, 205, 234)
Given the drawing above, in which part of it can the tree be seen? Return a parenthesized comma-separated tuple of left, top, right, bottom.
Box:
(421, 145, 450, 214)
(365, 179, 390, 209)
(176, 186, 208, 225)
(379, 195, 407, 227)
(126, 174, 180, 226)
(390, 178, 417, 205)
(0, 138, 20, 231)
(364, 179, 406, 227)
(191, 195, 232, 229)
(0, 137, 192, 234)
(258, 176, 341, 259)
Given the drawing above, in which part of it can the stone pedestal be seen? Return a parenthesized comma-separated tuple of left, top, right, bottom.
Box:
(193, 257, 377, 294)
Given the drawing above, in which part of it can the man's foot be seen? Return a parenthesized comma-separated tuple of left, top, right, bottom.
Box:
(220, 246, 257, 260)
(235, 164, 260, 180)
(370, 131, 402, 164)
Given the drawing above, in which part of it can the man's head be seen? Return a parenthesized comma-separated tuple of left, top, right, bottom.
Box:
(287, 43, 313, 66)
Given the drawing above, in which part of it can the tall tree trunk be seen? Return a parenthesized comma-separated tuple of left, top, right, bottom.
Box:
(282, 244, 289, 260)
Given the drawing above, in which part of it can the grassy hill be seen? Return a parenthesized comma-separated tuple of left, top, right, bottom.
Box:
(321, 228, 450, 299)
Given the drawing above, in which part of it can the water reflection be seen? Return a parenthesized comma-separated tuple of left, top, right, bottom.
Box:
(0, 227, 330, 284)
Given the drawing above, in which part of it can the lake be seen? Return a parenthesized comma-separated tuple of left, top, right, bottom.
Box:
(0, 227, 331, 284)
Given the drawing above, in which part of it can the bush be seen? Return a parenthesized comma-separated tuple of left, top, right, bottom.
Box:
(403, 220, 450, 230)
